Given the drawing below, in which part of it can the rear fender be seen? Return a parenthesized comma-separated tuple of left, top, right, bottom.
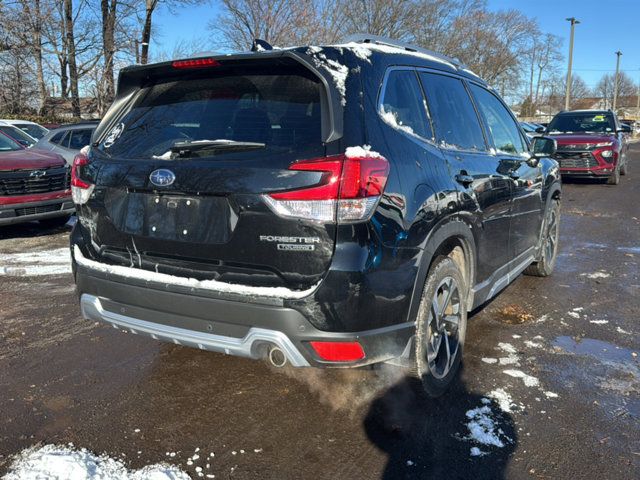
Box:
(406, 216, 477, 324)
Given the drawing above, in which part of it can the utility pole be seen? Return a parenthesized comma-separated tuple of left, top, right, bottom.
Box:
(613, 51, 623, 112)
(565, 17, 580, 110)
(636, 69, 640, 120)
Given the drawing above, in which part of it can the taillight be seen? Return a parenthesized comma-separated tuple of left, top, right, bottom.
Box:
(263, 148, 389, 223)
(309, 341, 366, 362)
(172, 58, 220, 69)
(71, 153, 94, 204)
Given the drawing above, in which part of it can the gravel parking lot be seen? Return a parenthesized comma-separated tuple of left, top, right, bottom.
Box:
(0, 144, 638, 480)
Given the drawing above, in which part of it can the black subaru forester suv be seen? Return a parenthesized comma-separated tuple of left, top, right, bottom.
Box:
(70, 36, 561, 396)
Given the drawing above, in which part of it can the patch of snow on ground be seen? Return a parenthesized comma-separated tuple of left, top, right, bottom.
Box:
(544, 391, 559, 398)
(590, 320, 609, 325)
(345, 145, 382, 158)
(481, 358, 498, 364)
(3, 444, 190, 480)
(580, 271, 610, 279)
(535, 314, 549, 323)
(488, 388, 515, 413)
(617, 327, 631, 335)
(0, 248, 71, 276)
(498, 343, 517, 354)
(464, 405, 510, 448)
(74, 246, 318, 299)
(524, 340, 543, 348)
(497, 343, 519, 366)
(567, 311, 580, 319)
(503, 369, 540, 387)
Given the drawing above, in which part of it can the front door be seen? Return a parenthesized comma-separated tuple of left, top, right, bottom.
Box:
(468, 83, 543, 260)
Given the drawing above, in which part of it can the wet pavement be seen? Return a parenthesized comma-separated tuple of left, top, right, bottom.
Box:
(1, 145, 639, 479)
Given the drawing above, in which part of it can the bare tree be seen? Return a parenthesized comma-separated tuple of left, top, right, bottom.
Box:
(64, 0, 81, 117)
(210, 0, 334, 51)
(595, 72, 637, 109)
(139, 0, 205, 64)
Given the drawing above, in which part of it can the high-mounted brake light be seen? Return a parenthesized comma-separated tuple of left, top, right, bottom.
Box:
(309, 341, 366, 362)
(71, 153, 94, 204)
(263, 150, 389, 223)
(172, 58, 221, 69)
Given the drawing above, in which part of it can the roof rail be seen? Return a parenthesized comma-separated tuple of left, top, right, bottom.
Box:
(342, 33, 465, 69)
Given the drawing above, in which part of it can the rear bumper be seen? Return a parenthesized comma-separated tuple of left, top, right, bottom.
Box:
(74, 264, 414, 368)
(0, 197, 74, 226)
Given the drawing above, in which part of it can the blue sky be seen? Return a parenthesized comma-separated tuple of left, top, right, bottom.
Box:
(153, 0, 640, 89)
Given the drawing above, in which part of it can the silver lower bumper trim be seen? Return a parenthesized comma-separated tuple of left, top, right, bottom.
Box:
(80, 294, 310, 367)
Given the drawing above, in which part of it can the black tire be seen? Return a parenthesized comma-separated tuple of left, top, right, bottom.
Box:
(620, 159, 628, 176)
(410, 256, 467, 398)
(607, 165, 620, 185)
(39, 215, 71, 229)
(524, 198, 560, 277)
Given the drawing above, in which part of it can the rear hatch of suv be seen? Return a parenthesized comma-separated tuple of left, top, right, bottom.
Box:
(75, 53, 359, 292)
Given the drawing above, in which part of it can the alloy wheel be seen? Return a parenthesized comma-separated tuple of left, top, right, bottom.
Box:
(425, 276, 462, 379)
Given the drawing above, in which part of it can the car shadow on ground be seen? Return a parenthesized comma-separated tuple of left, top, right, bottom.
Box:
(363, 366, 517, 480)
(0, 216, 75, 241)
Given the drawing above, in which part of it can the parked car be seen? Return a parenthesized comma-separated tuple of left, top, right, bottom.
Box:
(519, 121, 539, 140)
(0, 132, 74, 227)
(545, 109, 629, 185)
(0, 119, 49, 140)
(34, 122, 97, 165)
(0, 123, 37, 148)
(70, 36, 561, 396)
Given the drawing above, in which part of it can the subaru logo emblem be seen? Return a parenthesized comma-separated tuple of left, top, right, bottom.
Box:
(149, 169, 175, 187)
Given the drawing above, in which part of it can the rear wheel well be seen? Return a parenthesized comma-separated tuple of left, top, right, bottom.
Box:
(430, 236, 474, 295)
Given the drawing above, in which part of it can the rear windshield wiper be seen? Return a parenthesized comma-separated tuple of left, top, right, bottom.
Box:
(170, 139, 266, 157)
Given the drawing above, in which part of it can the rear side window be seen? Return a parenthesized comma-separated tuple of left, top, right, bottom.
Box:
(50, 131, 67, 146)
(418, 73, 486, 151)
(469, 84, 527, 156)
(68, 129, 93, 150)
(380, 70, 432, 140)
(98, 69, 322, 159)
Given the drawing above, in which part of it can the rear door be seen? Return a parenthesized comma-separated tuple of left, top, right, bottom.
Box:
(80, 61, 335, 290)
(468, 83, 543, 260)
(417, 71, 513, 280)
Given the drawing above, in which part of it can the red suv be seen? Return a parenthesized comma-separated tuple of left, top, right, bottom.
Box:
(0, 132, 74, 227)
(544, 109, 629, 185)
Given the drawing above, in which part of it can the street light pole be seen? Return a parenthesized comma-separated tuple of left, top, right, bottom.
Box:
(613, 51, 623, 112)
(565, 17, 580, 110)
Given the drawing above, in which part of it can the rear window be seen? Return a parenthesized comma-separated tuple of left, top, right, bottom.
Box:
(98, 70, 322, 159)
(548, 113, 615, 134)
(68, 128, 94, 150)
(15, 123, 48, 139)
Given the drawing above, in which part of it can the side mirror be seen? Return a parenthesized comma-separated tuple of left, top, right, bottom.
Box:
(530, 136, 556, 164)
(535, 126, 545, 133)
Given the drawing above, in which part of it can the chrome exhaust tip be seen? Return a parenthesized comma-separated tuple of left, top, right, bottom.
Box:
(268, 346, 287, 368)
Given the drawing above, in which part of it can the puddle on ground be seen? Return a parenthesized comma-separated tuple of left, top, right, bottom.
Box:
(549, 336, 640, 421)
(492, 304, 534, 324)
(553, 336, 638, 364)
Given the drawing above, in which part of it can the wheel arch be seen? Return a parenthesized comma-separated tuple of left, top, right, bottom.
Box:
(406, 217, 478, 324)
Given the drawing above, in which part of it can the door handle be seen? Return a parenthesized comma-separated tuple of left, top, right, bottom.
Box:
(455, 173, 474, 186)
